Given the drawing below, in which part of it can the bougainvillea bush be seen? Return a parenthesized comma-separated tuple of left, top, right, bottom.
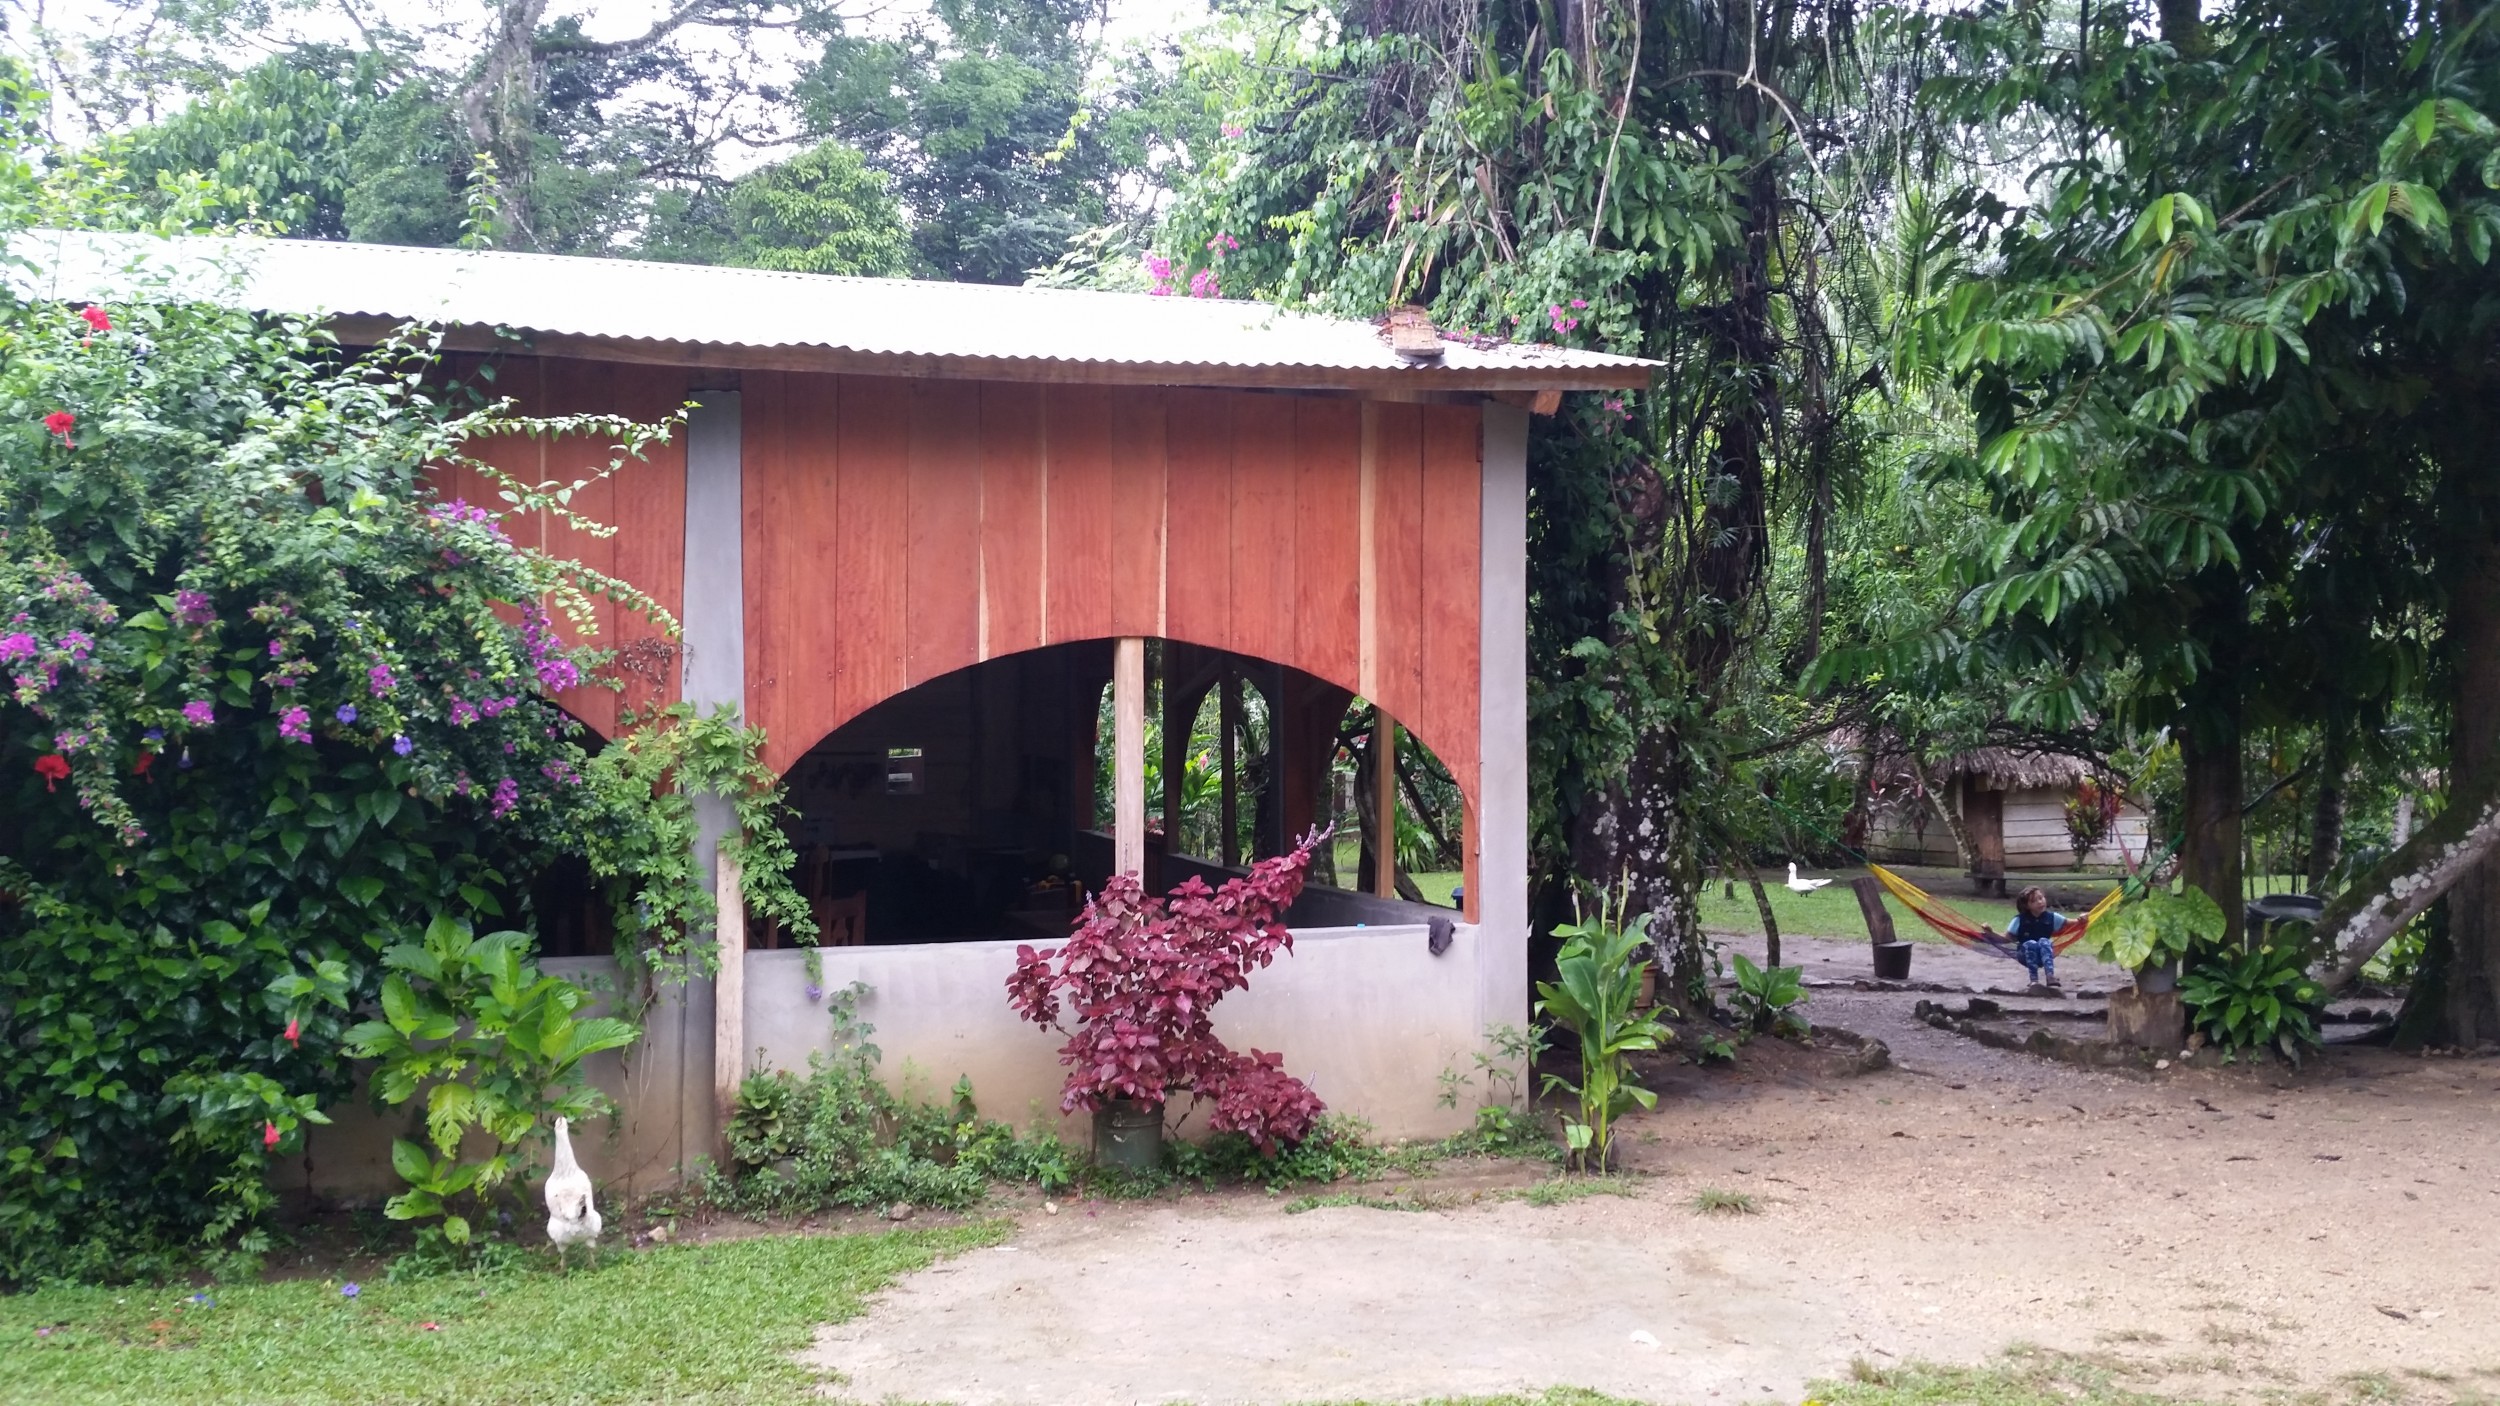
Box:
(0, 187, 806, 1280)
(1005, 833, 1327, 1156)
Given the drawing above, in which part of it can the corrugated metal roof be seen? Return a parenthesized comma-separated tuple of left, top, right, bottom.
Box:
(13, 229, 1654, 392)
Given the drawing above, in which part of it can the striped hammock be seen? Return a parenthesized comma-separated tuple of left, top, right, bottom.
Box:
(1865, 864, 2127, 959)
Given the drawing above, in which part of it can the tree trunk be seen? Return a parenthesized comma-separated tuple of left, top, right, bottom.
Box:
(2179, 702, 2245, 947)
(2305, 712, 2349, 893)
(2321, 523, 2500, 1004)
(1743, 864, 1782, 971)
(2415, 514, 2500, 1040)
(1919, 758, 1977, 873)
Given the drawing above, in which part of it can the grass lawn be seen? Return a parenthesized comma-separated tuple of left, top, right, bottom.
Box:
(1, 1224, 1002, 1406)
(1414, 868, 2134, 944)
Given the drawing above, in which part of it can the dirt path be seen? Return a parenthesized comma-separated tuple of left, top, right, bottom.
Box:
(809, 963, 2500, 1406)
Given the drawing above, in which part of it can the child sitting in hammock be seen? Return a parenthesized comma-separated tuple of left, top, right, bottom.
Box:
(2006, 886, 2064, 990)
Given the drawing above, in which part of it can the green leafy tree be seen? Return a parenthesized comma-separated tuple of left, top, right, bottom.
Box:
(801, 0, 1210, 282)
(645, 139, 917, 276)
(1869, 0, 2498, 1035)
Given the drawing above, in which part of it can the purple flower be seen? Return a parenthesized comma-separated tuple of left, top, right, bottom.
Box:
(174, 589, 214, 625)
(805, 984, 824, 1003)
(368, 664, 395, 697)
(340, 1282, 360, 1299)
(335, 704, 358, 724)
(0, 633, 34, 661)
(182, 700, 215, 727)
(143, 728, 163, 742)
(490, 776, 519, 819)
(1188, 268, 1222, 299)
(449, 700, 479, 727)
(393, 734, 414, 757)
(278, 706, 312, 745)
(268, 640, 284, 658)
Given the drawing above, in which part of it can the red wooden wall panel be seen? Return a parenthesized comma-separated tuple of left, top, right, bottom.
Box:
(1291, 398, 1362, 689)
(435, 355, 689, 740)
(905, 378, 982, 687)
(1043, 386, 1120, 643)
(1161, 389, 1234, 647)
(476, 365, 1486, 815)
(1226, 393, 1298, 667)
(978, 383, 1047, 658)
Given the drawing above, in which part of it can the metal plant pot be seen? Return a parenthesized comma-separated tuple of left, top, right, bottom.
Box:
(1092, 1098, 1164, 1172)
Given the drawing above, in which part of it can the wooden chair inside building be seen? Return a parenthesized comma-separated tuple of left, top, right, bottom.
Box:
(752, 845, 869, 949)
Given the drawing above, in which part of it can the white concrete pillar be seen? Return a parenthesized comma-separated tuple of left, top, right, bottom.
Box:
(1477, 403, 1530, 1033)
(680, 390, 744, 1169)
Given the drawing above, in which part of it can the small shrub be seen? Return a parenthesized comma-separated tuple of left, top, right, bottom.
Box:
(1729, 953, 1808, 1038)
(710, 986, 1067, 1215)
(1007, 833, 1328, 1155)
(2181, 936, 2323, 1064)
(1690, 1187, 1758, 1215)
(1537, 885, 1674, 1171)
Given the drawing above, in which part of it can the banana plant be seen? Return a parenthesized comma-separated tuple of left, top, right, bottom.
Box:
(1535, 887, 1674, 1172)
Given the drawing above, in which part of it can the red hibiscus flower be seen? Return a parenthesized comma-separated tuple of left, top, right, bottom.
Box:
(33, 754, 69, 791)
(263, 1121, 281, 1150)
(284, 1018, 301, 1047)
(42, 411, 74, 443)
(79, 306, 110, 332)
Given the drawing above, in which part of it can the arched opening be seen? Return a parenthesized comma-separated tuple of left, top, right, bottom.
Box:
(760, 637, 1469, 948)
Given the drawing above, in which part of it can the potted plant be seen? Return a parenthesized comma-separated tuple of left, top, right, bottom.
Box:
(2088, 887, 2225, 1048)
(1006, 832, 1328, 1170)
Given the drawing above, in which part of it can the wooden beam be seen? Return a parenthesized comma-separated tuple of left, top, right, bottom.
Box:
(1161, 644, 1187, 872)
(1489, 389, 1565, 415)
(712, 849, 746, 1134)
(1114, 637, 1146, 878)
(1372, 713, 1399, 898)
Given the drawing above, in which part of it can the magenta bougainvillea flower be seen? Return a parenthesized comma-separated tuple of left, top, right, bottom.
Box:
(277, 706, 312, 744)
(182, 700, 215, 727)
(367, 663, 395, 696)
(174, 589, 215, 626)
(490, 776, 520, 818)
(0, 632, 34, 661)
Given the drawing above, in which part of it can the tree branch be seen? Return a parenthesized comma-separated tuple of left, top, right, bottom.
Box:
(2316, 770, 2500, 995)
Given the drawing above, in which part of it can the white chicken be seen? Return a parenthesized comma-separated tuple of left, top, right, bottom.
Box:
(1785, 862, 1833, 894)
(544, 1116, 602, 1269)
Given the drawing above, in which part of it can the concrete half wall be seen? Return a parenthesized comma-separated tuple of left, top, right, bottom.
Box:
(295, 924, 1500, 1199)
(748, 924, 1492, 1144)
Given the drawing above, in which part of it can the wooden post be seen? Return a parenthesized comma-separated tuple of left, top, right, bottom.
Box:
(1114, 637, 1146, 878)
(1850, 875, 1897, 947)
(712, 848, 746, 1130)
(1372, 712, 1399, 898)
(1219, 665, 1240, 867)
(1161, 646, 1188, 869)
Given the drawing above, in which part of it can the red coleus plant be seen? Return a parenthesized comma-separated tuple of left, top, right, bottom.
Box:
(1007, 831, 1328, 1154)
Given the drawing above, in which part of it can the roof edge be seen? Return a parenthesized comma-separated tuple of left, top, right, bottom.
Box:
(326, 317, 1653, 392)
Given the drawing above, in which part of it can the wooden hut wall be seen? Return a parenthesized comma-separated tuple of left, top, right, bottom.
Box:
(433, 356, 692, 739)
(446, 359, 1485, 826)
(736, 372, 1484, 818)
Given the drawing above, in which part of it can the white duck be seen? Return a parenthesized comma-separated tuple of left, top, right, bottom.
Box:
(544, 1116, 602, 1268)
(1785, 862, 1833, 894)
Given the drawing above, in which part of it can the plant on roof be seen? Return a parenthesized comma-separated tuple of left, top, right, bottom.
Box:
(1005, 831, 1328, 1157)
